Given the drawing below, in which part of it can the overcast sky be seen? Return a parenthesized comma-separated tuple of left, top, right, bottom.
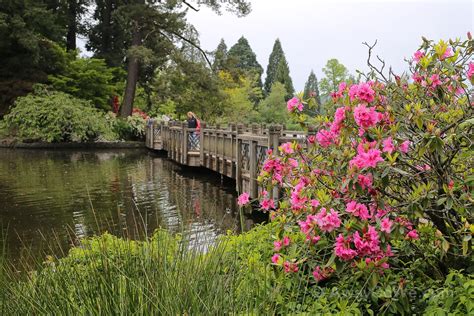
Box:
(186, 0, 473, 90)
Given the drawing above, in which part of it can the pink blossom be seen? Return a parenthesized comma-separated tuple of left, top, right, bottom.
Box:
(357, 173, 373, 190)
(441, 47, 453, 60)
(260, 198, 275, 211)
(335, 234, 357, 261)
(307, 135, 316, 144)
(399, 140, 411, 153)
(334, 107, 346, 124)
(306, 235, 321, 244)
(346, 201, 371, 220)
(316, 129, 334, 147)
(287, 97, 303, 112)
(353, 226, 381, 257)
(412, 72, 423, 83)
(357, 83, 376, 103)
(315, 208, 341, 232)
(283, 236, 291, 247)
(430, 74, 442, 88)
(237, 192, 250, 206)
(283, 261, 298, 273)
(312, 266, 325, 282)
(380, 218, 392, 233)
(406, 229, 419, 240)
(382, 137, 395, 154)
(279, 142, 294, 154)
(353, 104, 381, 129)
(467, 62, 474, 80)
(349, 149, 384, 169)
(413, 50, 425, 62)
(271, 253, 281, 264)
(274, 240, 283, 251)
(349, 84, 359, 101)
(310, 199, 320, 207)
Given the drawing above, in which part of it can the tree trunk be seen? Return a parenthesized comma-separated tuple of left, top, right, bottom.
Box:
(120, 25, 141, 117)
(66, 0, 77, 51)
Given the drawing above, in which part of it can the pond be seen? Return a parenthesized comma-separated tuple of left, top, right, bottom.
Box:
(0, 149, 262, 263)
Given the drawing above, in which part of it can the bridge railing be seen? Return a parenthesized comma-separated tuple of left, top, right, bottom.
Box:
(146, 120, 311, 198)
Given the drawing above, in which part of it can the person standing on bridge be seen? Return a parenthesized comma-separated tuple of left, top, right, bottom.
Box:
(186, 112, 200, 150)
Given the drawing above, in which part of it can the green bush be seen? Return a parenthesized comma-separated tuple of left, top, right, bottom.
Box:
(3, 87, 117, 142)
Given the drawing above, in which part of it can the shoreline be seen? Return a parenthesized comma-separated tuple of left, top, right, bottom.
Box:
(0, 140, 146, 149)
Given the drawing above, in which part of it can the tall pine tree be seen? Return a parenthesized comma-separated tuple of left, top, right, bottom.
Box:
(303, 70, 321, 112)
(212, 38, 228, 72)
(274, 58, 294, 100)
(264, 38, 284, 95)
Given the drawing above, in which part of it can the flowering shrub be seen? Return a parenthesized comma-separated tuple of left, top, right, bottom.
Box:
(238, 36, 473, 290)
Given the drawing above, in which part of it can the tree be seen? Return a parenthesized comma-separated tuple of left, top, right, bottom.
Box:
(212, 38, 228, 72)
(227, 36, 263, 88)
(0, 0, 68, 115)
(303, 70, 321, 113)
(263, 38, 283, 95)
(257, 82, 288, 124)
(274, 58, 294, 99)
(64, 0, 90, 51)
(319, 58, 349, 96)
(48, 57, 124, 110)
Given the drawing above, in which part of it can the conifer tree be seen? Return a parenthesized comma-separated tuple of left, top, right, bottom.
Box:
(274, 58, 294, 99)
(212, 39, 228, 72)
(263, 38, 284, 95)
(303, 70, 321, 112)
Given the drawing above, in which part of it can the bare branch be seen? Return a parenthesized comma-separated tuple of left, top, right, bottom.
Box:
(182, 0, 199, 12)
(162, 30, 212, 68)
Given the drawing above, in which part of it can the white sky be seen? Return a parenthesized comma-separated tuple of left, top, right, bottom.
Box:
(186, 0, 473, 90)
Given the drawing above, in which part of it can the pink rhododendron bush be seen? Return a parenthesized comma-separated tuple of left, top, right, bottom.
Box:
(238, 36, 473, 313)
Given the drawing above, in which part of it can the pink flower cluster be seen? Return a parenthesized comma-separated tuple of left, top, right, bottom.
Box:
(353, 104, 381, 130)
(349, 82, 376, 103)
(413, 50, 425, 63)
(346, 201, 370, 220)
(349, 142, 384, 170)
(237, 192, 250, 206)
(468, 62, 474, 80)
(287, 97, 304, 112)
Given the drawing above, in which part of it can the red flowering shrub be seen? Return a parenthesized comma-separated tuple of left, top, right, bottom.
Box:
(238, 36, 473, 286)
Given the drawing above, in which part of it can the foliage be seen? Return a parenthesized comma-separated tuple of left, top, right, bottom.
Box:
(49, 57, 124, 110)
(303, 70, 322, 114)
(152, 52, 224, 121)
(227, 36, 264, 101)
(319, 58, 350, 96)
(237, 36, 473, 314)
(264, 38, 284, 95)
(217, 71, 257, 124)
(2, 87, 116, 142)
(212, 38, 228, 72)
(274, 56, 295, 100)
(256, 82, 289, 124)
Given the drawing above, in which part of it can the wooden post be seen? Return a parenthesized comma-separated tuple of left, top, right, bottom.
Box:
(182, 122, 188, 165)
(235, 124, 244, 193)
(200, 121, 206, 166)
(249, 138, 258, 198)
(268, 124, 282, 200)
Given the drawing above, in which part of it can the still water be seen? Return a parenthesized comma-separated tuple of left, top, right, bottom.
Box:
(0, 149, 260, 262)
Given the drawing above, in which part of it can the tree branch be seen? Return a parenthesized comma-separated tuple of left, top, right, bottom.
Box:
(182, 0, 199, 12)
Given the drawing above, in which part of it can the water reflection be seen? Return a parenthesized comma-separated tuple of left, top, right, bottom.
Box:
(0, 149, 257, 263)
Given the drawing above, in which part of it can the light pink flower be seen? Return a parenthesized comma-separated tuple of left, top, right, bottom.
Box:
(260, 198, 275, 211)
(271, 253, 281, 264)
(316, 129, 334, 148)
(441, 47, 453, 60)
(467, 62, 474, 80)
(413, 50, 425, 62)
(399, 140, 411, 153)
(312, 266, 325, 281)
(274, 240, 283, 251)
(237, 192, 250, 206)
(430, 74, 442, 88)
(287, 97, 303, 112)
(279, 142, 294, 154)
(316, 208, 341, 232)
(382, 137, 395, 154)
(283, 236, 290, 246)
(310, 199, 320, 207)
(380, 218, 392, 233)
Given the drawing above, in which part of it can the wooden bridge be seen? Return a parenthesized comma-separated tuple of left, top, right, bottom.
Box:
(145, 120, 312, 198)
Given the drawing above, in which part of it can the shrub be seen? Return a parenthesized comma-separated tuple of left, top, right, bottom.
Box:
(238, 35, 473, 313)
(3, 87, 117, 142)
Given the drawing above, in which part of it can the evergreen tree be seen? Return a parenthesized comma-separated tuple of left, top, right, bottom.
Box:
(212, 39, 228, 72)
(303, 70, 321, 112)
(263, 38, 284, 95)
(274, 58, 294, 99)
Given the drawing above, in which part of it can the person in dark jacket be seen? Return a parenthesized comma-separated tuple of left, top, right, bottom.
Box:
(187, 112, 198, 128)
